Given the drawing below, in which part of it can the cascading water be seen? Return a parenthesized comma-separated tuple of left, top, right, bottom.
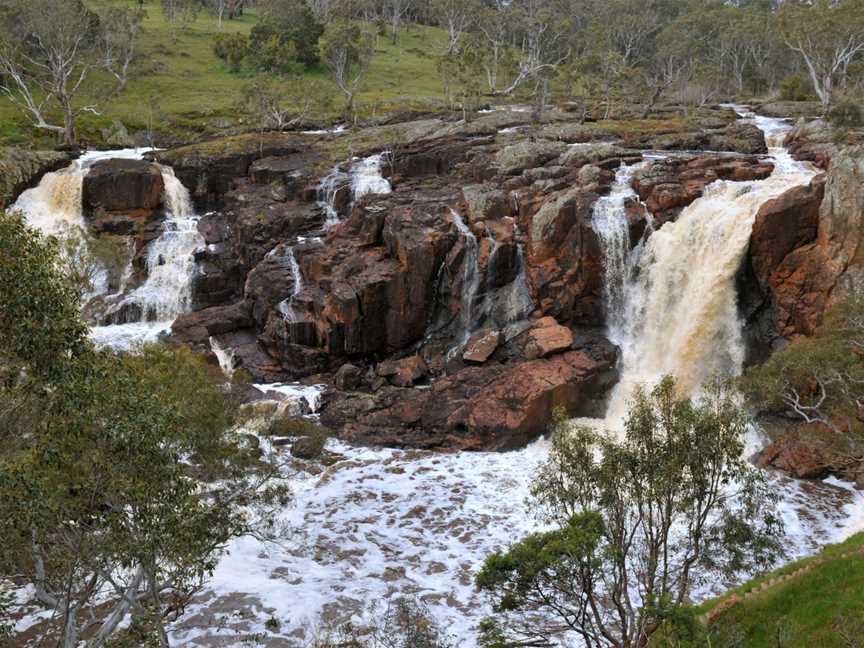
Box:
(450, 208, 481, 340)
(603, 116, 818, 425)
(591, 163, 645, 336)
(275, 245, 303, 323)
(316, 166, 349, 230)
(9, 149, 204, 351)
(351, 153, 392, 199)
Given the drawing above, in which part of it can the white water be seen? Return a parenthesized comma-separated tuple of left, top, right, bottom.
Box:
(274, 245, 304, 323)
(450, 208, 481, 340)
(591, 163, 645, 336)
(9, 149, 203, 351)
(603, 115, 818, 424)
(316, 166, 349, 229)
(351, 153, 392, 199)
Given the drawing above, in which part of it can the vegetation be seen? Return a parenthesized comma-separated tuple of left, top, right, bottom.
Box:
(476, 377, 784, 648)
(653, 532, 864, 648)
(1, 0, 863, 146)
(742, 293, 864, 448)
(0, 211, 280, 647)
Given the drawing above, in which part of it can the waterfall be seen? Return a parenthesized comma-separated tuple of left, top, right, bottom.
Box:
(351, 153, 392, 199)
(591, 163, 644, 336)
(275, 245, 303, 323)
(603, 116, 819, 426)
(316, 166, 349, 230)
(450, 208, 481, 340)
(10, 148, 204, 351)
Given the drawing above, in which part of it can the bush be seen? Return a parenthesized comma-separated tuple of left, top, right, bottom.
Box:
(779, 75, 815, 102)
(828, 98, 864, 128)
(213, 32, 248, 72)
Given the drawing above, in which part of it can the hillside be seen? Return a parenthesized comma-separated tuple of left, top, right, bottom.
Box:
(0, 1, 449, 147)
(688, 533, 864, 647)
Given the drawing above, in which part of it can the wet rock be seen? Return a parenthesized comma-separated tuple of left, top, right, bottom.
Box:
(335, 363, 364, 391)
(756, 438, 840, 480)
(82, 158, 165, 216)
(524, 317, 574, 359)
(741, 176, 826, 351)
(148, 133, 311, 207)
(634, 154, 774, 223)
(321, 346, 617, 451)
(462, 328, 501, 364)
(377, 355, 428, 387)
(527, 186, 605, 325)
(496, 141, 568, 175)
(462, 184, 510, 223)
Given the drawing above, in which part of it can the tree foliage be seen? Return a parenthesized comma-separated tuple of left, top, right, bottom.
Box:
(477, 376, 783, 648)
(742, 293, 864, 443)
(0, 212, 272, 647)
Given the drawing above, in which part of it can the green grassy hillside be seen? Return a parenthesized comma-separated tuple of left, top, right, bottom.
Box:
(0, 1, 449, 146)
(692, 532, 864, 647)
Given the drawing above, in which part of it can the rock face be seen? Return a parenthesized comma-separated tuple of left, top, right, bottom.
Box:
(634, 154, 774, 223)
(321, 344, 617, 450)
(82, 159, 165, 226)
(161, 106, 843, 452)
(0, 147, 72, 207)
(741, 146, 864, 358)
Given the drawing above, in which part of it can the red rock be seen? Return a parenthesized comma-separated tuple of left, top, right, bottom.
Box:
(376, 355, 428, 387)
(756, 439, 836, 479)
(463, 328, 501, 364)
(83, 158, 165, 215)
(524, 318, 574, 359)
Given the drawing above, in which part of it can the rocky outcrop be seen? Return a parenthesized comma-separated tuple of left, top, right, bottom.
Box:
(742, 146, 864, 356)
(82, 159, 165, 232)
(148, 133, 311, 207)
(634, 154, 774, 223)
(756, 431, 863, 484)
(0, 147, 72, 207)
(321, 341, 617, 451)
(784, 119, 838, 169)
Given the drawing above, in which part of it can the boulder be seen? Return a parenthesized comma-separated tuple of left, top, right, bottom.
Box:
(496, 141, 568, 175)
(321, 346, 617, 450)
(524, 317, 574, 359)
(82, 158, 165, 216)
(335, 363, 364, 391)
(463, 328, 501, 364)
(376, 355, 428, 387)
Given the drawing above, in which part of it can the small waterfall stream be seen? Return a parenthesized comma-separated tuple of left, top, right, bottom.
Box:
(450, 208, 482, 340)
(591, 163, 645, 336)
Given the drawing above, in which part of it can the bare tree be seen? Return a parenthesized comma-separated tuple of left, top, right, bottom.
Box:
(498, 0, 571, 96)
(161, 0, 201, 44)
(432, 0, 475, 54)
(320, 19, 375, 121)
(382, 0, 412, 44)
(99, 4, 145, 92)
(0, 0, 100, 145)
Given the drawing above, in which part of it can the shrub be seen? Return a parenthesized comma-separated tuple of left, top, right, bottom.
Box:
(213, 32, 248, 72)
(828, 98, 864, 128)
(779, 74, 815, 101)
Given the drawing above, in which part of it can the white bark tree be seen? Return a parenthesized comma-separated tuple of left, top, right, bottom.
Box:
(0, 0, 100, 144)
(432, 0, 475, 54)
(780, 0, 864, 114)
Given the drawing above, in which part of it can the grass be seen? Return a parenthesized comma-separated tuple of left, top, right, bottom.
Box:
(693, 532, 864, 647)
(0, 1, 451, 147)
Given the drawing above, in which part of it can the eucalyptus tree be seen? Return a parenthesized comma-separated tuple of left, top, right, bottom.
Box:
(432, 0, 476, 54)
(477, 376, 783, 648)
(320, 18, 376, 121)
(0, 0, 101, 144)
(0, 212, 278, 647)
(779, 0, 864, 113)
(99, 3, 146, 92)
(160, 0, 201, 44)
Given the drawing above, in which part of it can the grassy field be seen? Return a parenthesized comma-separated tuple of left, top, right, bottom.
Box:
(688, 532, 864, 647)
(0, 0, 450, 147)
